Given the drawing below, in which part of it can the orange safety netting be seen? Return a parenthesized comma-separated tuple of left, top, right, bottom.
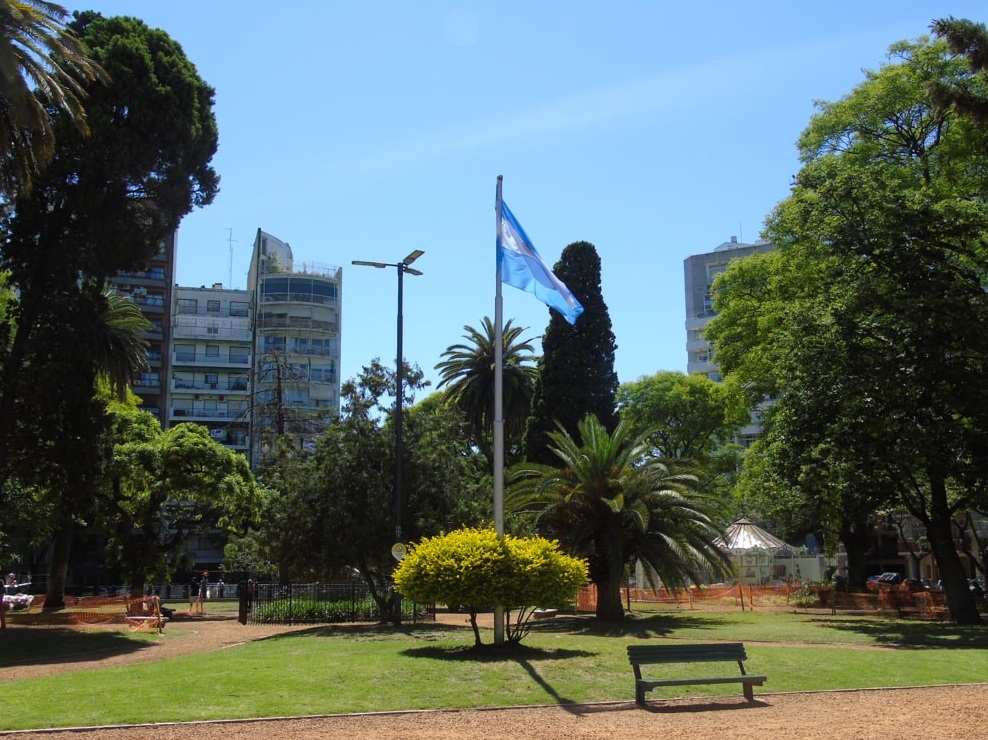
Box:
(575, 583, 949, 618)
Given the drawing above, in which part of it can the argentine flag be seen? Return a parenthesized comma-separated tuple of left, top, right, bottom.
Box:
(496, 201, 584, 326)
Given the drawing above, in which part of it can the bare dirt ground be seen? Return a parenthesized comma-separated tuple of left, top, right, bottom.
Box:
(3, 613, 988, 740)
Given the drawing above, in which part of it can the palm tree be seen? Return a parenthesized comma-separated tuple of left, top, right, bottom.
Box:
(435, 317, 537, 462)
(0, 0, 106, 196)
(94, 284, 151, 398)
(507, 414, 732, 620)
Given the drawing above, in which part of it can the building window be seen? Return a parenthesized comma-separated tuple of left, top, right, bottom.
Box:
(229, 347, 249, 365)
(230, 301, 249, 317)
(177, 298, 197, 315)
(263, 336, 286, 353)
(228, 375, 248, 391)
(205, 344, 220, 358)
(207, 325, 219, 335)
(205, 373, 219, 389)
(206, 300, 221, 313)
(310, 364, 335, 383)
(175, 344, 195, 363)
(309, 338, 337, 356)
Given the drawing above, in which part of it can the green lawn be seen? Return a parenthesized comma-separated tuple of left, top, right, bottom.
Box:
(2, 610, 988, 731)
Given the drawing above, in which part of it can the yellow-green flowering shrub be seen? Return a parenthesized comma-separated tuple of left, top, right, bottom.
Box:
(394, 526, 586, 644)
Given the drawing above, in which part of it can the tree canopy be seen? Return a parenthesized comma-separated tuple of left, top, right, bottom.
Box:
(523, 241, 618, 465)
(707, 34, 988, 623)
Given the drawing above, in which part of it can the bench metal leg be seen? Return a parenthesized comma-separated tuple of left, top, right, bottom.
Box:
(743, 682, 754, 701)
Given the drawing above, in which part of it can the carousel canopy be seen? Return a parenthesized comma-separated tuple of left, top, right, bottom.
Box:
(717, 517, 791, 553)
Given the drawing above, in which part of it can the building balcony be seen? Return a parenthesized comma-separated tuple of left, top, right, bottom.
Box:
(116, 268, 166, 284)
(173, 379, 249, 393)
(171, 408, 248, 422)
(255, 316, 339, 334)
(172, 326, 252, 341)
(172, 355, 251, 368)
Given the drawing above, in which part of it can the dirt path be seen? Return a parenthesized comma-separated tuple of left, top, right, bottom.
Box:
(3, 615, 987, 739)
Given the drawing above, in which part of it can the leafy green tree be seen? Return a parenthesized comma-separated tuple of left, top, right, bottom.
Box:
(708, 36, 988, 623)
(394, 526, 586, 646)
(260, 360, 488, 620)
(508, 414, 731, 621)
(0, 0, 106, 196)
(0, 13, 217, 604)
(617, 372, 748, 461)
(436, 316, 537, 464)
(103, 405, 264, 590)
(0, 11, 218, 500)
(523, 242, 618, 464)
(0, 14, 218, 599)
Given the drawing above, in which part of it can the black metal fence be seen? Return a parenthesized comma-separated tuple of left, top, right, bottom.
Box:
(238, 580, 434, 625)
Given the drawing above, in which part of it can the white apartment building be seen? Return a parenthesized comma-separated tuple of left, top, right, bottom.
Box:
(169, 284, 252, 453)
(684, 237, 774, 446)
(247, 229, 342, 463)
(111, 232, 177, 422)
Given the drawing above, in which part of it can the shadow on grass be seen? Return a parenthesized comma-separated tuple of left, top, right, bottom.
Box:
(0, 628, 158, 668)
(803, 617, 988, 648)
(401, 642, 595, 712)
(400, 643, 594, 662)
(251, 621, 476, 645)
(527, 613, 719, 639)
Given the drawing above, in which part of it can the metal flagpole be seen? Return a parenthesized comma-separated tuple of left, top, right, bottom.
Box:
(493, 175, 506, 645)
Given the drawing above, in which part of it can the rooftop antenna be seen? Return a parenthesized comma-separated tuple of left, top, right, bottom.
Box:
(739, 221, 743, 244)
(226, 228, 238, 288)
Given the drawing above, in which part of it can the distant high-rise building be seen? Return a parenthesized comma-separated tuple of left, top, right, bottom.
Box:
(110, 231, 176, 422)
(247, 229, 342, 463)
(684, 236, 773, 446)
(169, 284, 253, 453)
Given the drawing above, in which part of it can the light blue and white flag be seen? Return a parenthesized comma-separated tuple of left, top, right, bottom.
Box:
(496, 200, 584, 325)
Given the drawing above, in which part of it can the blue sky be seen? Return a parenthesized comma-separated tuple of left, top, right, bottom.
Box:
(71, 1, 988, 394)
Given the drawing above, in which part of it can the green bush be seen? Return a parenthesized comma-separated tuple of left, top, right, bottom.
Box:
(394, 526, 587, 644)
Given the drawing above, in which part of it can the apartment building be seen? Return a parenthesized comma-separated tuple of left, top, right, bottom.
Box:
(109, 231, 177, 422)
(247, 229, 342, 463)
(684, 237, 774, 446)
(169, 284, 253, 453)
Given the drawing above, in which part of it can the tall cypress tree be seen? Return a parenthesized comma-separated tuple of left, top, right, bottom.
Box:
(522, 241, 618, 464)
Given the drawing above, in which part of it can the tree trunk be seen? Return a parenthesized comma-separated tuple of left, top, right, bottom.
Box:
(838, 517, 872, 590)
(468, 611, 483, 646)
(594, 533, 627, 620)
(44, 515, 75, 611)
(926, 475, 981, 625)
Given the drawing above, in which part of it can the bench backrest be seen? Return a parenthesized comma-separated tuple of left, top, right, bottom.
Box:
(627, 642, 748, 666)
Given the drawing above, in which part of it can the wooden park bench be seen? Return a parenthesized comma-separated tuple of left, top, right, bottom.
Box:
(125, 599, 169, 634)
(627, 642, 766, 706)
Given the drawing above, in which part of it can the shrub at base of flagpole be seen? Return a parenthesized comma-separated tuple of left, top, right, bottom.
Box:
(393, 526, 587, 646)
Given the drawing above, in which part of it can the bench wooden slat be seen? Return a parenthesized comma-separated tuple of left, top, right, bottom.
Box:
(627, 642, 765, 705)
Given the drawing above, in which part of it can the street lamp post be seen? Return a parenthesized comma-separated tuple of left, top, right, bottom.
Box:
(352, 250, 424, 625)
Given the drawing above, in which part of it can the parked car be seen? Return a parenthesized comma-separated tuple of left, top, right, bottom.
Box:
(865, 572, 903, 591)
(970, 579, 985, 599)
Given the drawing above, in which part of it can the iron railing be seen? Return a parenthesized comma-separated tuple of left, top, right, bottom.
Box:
(238, 581, 434, 625)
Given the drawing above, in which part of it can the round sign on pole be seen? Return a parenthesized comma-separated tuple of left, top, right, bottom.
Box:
(391, 542, 407, 561)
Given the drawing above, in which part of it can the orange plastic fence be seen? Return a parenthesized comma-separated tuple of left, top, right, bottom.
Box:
(575, 583, 948, 618)
(7, 594, 133, 627)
